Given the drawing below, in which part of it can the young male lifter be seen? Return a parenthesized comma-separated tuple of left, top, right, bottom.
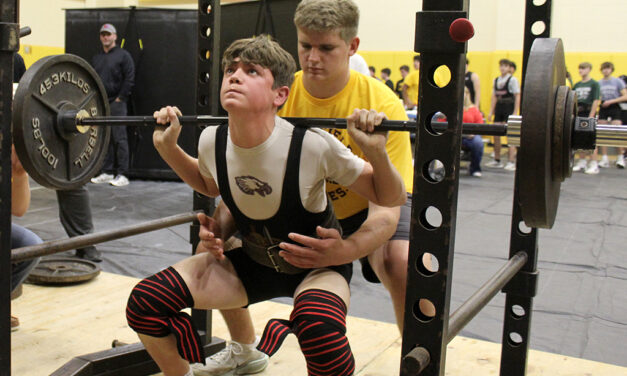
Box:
(126, 35, 405, 376)
(487, 59, 520, 171)
(195, 0, 420, 374)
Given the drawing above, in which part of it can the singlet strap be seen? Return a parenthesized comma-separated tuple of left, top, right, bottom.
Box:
(278, 125, 307, 214)
(503, 75, 512, 94)
(215, 124, 248, 229)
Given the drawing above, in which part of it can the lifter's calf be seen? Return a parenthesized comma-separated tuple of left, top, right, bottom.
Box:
(138, 333, 190, 376)
(368, 239, 409, 331)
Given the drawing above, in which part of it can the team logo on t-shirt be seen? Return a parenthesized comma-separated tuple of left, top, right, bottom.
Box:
(235, 176, 272, 197)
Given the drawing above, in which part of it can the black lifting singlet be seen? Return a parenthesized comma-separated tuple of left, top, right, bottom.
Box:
(494, 75, 514, 104)
(215, 123, 341, 274)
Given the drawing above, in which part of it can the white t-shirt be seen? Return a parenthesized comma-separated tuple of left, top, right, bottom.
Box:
(349, 54, 370, 76)
(493, 74, 520, 94)
(198, 116, 365, 220)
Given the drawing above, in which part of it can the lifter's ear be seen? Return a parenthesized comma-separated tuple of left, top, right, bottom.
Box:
(348, 36, 360, 56)
(273, 86, 290, 108)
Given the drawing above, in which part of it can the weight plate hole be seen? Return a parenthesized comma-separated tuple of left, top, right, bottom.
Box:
(420, 206, 443, 230)
(413, 299, 436, 322)
(416, 253, 439, 276)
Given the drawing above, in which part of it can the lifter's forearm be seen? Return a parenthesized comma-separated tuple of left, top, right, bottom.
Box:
(363, 149, 406, 207)
(155, 144, 215, 197)
(344, 204, 400, 260)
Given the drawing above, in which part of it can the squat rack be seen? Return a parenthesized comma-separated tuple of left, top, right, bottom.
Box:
(0, 0, 560, 375)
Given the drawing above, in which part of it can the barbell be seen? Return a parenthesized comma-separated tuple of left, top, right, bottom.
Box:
(11, 38, 627, 229)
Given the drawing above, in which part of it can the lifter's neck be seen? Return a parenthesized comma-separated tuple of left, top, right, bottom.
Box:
(228, 111, 276, 148)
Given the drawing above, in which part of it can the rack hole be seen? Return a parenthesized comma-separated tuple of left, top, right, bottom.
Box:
(199, 72, 210, 83)
(508, 332, 524, 347)
(202, 3, 212, 14)
(413, 299, 436, 322)
(201, 26, 212, 38)
(429, 65, 451, 88)
(420, 206, 442, 230)
(511, 304, 526, 319)
(425, 111, 446, 136)
(198, 95, 209, 107)
(531, 21, 546, 35)
(200, 49, 211, 61)
(416, 253, 439, 276)
(518, 221, 532, 235)
(532, 0, 546, 6)
(423, 159, 445, 183)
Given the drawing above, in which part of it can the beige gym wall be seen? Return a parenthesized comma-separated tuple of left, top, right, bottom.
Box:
(17, 0, 627, 112)
(19, 1, 627, 56)
(358, 0, 626, 53)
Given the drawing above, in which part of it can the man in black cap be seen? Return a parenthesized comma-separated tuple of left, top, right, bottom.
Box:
(90, 23, 135, 187)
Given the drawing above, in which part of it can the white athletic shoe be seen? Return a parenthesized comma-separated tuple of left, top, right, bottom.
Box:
(584, 161, 600, 175)
(472, 171, 482, 177)
(485, 160, 504, 168)
(616, 155, 625, 169)
(504, 162, 516, 171)
(91, 173, 114, 184)
(572, 159, 587, 172)
(598, 156, 610, 168)
(192, 337, 269, 376)
(110, 175, 129, 187)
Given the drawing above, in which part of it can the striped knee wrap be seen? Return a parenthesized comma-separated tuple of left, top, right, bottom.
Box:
(257, 289, 355, 376)
(126, 267, 204, 364)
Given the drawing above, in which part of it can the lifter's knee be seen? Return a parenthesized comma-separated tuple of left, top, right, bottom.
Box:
(290, 289, 355, 376)
(126, 266, 204, 364)
(257, 289, 355, 375)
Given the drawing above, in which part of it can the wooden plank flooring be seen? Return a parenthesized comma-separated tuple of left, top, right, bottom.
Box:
(11, 272, 627, 375)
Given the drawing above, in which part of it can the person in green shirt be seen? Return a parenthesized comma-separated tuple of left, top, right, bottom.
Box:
(572, 62, 601, 174)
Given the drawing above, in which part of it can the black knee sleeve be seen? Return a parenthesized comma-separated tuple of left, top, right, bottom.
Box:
(257, 289, 355, 376)
(126, 267, 204, 364)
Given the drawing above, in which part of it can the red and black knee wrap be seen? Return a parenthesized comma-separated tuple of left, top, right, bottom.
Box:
(126, 266, 204, 364)
(257, 289, 355, 376)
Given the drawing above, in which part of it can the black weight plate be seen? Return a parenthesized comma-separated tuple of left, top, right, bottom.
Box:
(13, 54, 110, 190)
(26, 257, 100, 285)
(519, 38, 565, 229)
(552, 85, 569, 182)
(561, 90, 576, 180)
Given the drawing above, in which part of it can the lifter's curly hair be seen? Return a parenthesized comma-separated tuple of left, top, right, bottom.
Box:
(221, 35, 296, 89)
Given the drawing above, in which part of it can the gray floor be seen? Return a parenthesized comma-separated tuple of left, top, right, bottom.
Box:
(12, 161, 627, 368)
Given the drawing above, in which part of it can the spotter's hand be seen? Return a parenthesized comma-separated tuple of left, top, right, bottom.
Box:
(278, 226, 353, 269)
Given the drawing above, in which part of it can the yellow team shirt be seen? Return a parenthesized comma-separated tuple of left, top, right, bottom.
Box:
(404, 68, 452, 106)
(404, 70, 420, 105)
(278, 70, 413, 220)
